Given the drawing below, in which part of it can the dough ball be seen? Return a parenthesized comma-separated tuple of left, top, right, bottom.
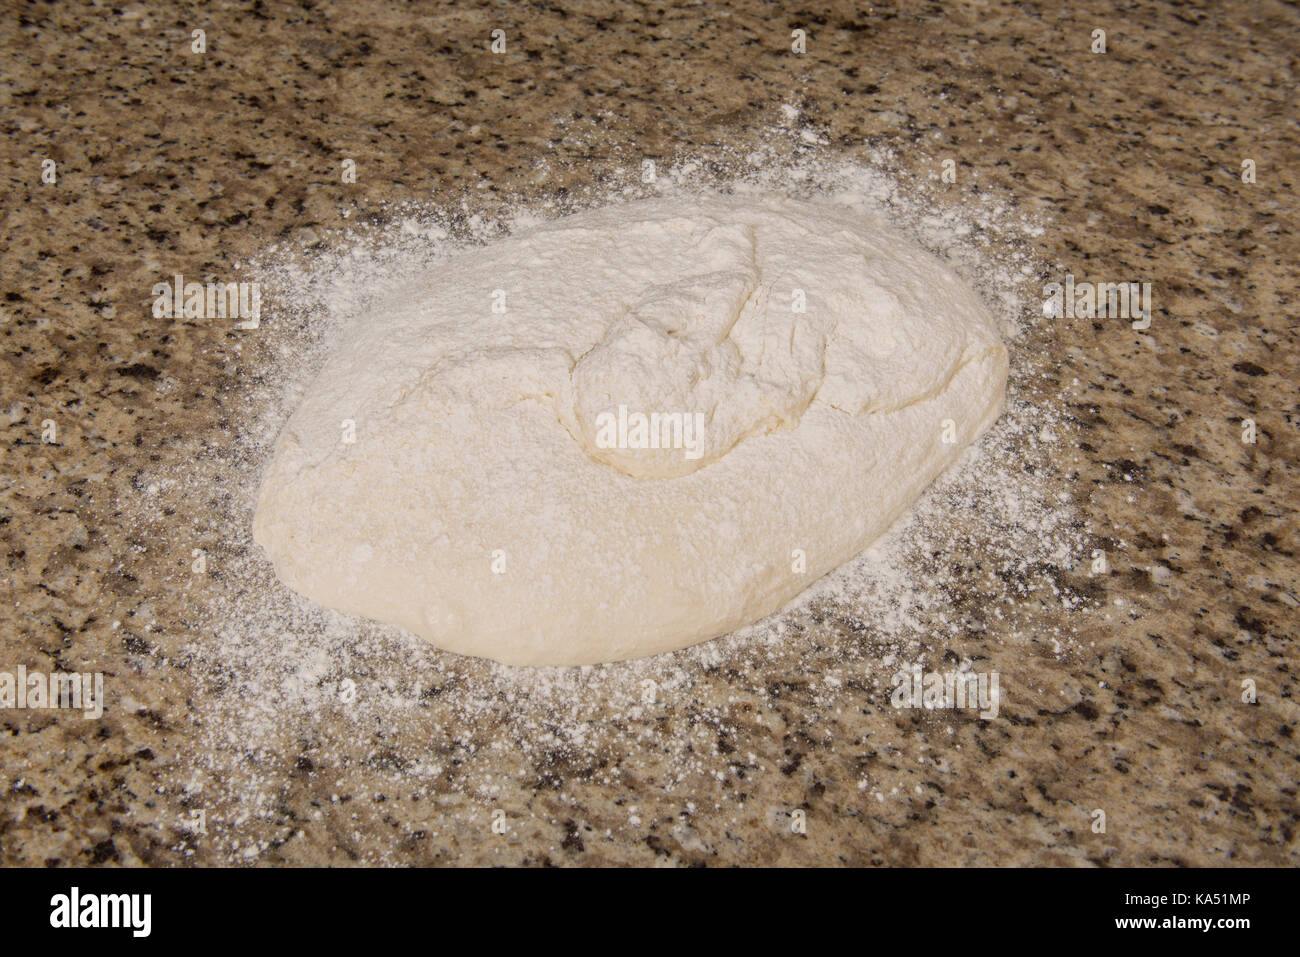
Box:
(253, 195, 1007, 666)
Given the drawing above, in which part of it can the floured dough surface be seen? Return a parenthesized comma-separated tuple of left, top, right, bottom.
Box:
(253, 194, 1008, 666)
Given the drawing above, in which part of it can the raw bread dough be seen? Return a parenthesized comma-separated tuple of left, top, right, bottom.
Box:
(253, 194, 1007, 666)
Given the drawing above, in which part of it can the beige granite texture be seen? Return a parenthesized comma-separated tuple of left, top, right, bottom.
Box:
(0, 0, 1296, 866)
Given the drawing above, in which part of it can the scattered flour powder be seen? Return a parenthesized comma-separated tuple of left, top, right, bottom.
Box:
(143, 112, 1094, 862)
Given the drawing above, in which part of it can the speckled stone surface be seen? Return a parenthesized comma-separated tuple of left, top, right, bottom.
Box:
(1, 0, 1296, 866)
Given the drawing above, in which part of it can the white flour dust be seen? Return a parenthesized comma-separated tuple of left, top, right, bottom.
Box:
(163, 112, 1093, 860)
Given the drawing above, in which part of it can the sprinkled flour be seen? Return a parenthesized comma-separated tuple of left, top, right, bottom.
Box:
(142, 111, 1093, 862)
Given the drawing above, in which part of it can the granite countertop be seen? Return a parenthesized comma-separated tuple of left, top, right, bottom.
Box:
(1, 1, 1296, 866)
